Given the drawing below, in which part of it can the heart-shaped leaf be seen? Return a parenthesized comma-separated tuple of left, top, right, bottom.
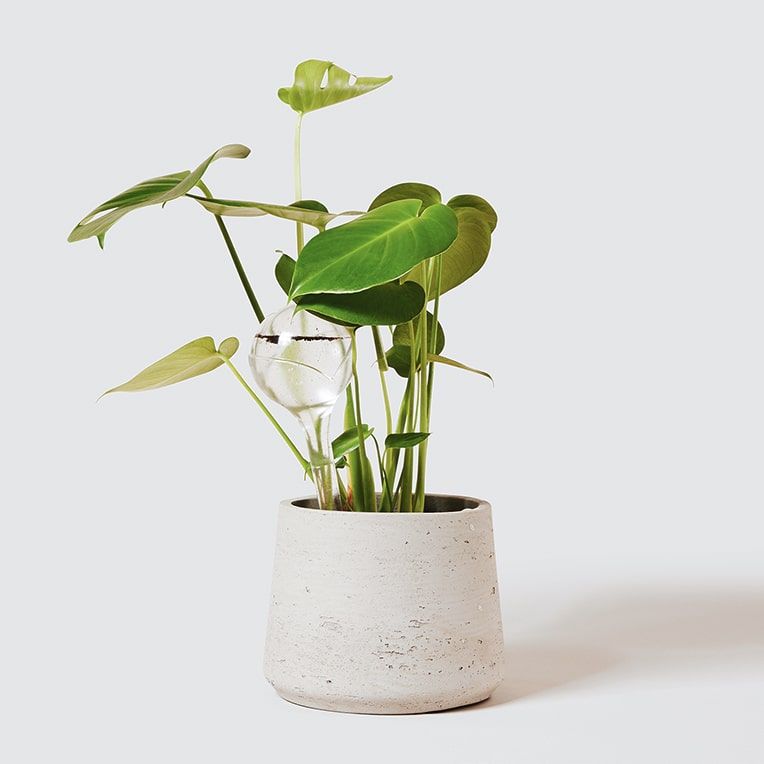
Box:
(370, 184, 498, 298)
(102, 337, 233, 395)
(279, 60, 392, 115)
(68, 145, 250, 247)
(332, 425, 374, 460)
(385, 432, 430, 449)
(290, 200, 457, 298)
(188, 194, 363, 230)
(276, 254, 426, 326)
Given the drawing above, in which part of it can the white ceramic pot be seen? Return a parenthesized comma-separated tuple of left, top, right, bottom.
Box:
(263, 494, 504, 714)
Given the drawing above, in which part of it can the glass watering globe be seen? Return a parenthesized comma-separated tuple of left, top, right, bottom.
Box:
(249, 304, 353, 509)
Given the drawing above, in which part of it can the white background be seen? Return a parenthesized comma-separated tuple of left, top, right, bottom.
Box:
(2, 1, 762, 762)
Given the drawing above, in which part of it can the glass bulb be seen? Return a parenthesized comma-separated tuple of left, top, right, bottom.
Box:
(249, 304, 353, 509)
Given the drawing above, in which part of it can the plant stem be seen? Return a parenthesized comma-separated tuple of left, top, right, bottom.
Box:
(351, 331, 376, 511)
(215, 215, 265, 322)
(400, 324, 419, 512)
(371, 326, 393, 435)
(294, 113, 305, 254)
(223, 357, 310, 474)
(414, 285, 430, 513)
(383, 375, 413, 511)
(196, 180, 264, 322)
(344, 388, 364, 511)
(371, 434, 394, 509)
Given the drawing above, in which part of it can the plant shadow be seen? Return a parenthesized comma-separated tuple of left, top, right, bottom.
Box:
(454, 584, 764, 710)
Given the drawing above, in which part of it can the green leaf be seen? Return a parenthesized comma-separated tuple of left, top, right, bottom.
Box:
(296, 282, 426, 326)
(447, 194, 498, 232)
(385, 432, 430, 449)
(102, 337, 229, 395)
(422, 206, 493, 296)
(187, 194, 362, 229)
(217, 337, 239, 358)
(290, 200, 457, 298)
(393, 313, 445, 353)
(386, 312, 445, 377)
(276, 254, 425, 325)
(332, 425, 374, 460)
(428, 353, 493, 383)
(385, 345, 414, 378)
(275, 253, 296, 295)
(278, 59, 392, 114)
(369, 182, 441, 211)
(68, 145, 250, 246)
(369, 187, 498, 298)
(290, 199, 329, 212)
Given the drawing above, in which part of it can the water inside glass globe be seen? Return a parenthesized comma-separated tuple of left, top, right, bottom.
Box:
(249, 304, 353, 509)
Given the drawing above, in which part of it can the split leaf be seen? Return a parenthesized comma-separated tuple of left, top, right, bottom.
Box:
(68, 145, 250, 246)
(279, 59, 392, 115)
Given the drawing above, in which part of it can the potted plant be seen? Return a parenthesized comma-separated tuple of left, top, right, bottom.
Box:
(68, 59, 504, 714)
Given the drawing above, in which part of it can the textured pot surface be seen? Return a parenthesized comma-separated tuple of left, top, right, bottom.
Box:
(263, 495, 504, 714)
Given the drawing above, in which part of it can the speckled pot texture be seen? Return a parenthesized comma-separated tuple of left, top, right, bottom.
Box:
(263, 494, 504, 714)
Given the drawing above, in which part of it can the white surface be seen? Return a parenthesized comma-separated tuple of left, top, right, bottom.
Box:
(264, 498, 503, 713)
(1, 0, 763, 761)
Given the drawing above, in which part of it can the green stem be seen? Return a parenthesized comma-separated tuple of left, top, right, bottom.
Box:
(196, 181, 264, 322)
(351, 331, 376, 511)
(371, 434, 394, 509)
(400, 320, 421, 513)
(415, 256, 442, 512)
(414, 285, 430, 513)
(223, 357, 309, 474)
(294, 113, 305, 254)
(385, 375, 413, 511)
(371, 326, 393, 435)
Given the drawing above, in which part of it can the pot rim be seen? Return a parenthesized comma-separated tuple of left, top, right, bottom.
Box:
(284, 493, 490, 516)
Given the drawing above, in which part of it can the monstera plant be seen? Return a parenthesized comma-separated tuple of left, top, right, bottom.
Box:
(69, 59, 496, 513)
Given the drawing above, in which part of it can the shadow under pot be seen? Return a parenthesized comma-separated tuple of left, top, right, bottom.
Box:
(263, 494, 504, 714)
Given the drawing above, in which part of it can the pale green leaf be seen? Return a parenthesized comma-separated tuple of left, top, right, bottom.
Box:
(290, 200, 457, 298)
(428, 353, 493, 383)
(187, 194, 362, 229)
(278, 59, 392, 114)
(102, 337, 226, 395)
(68, 145, 250, 246)
(217, 337, 240, 358)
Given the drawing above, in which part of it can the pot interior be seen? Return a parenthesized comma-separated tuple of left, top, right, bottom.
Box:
(293, 494, 480, 513)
